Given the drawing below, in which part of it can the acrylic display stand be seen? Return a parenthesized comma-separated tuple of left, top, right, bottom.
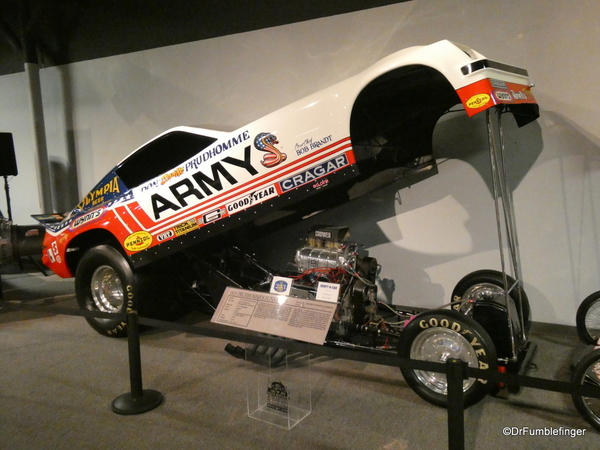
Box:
(246, 348, 312, 429)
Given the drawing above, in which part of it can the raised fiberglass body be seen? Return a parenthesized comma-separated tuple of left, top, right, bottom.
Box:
(37, 39, 538, 280)
(32, 40, 540, 409)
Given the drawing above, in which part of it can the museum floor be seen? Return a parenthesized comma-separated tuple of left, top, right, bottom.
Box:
(1, 264, 598, 450)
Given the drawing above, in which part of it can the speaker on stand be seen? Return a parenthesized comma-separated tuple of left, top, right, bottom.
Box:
(0, 133, 18, 222)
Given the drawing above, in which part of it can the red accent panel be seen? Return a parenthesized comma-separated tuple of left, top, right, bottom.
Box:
(457, 79, 537, 117)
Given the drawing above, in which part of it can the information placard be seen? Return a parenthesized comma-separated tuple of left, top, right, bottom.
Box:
(315, 282, 340, 303)
(211, 287, 337, 345)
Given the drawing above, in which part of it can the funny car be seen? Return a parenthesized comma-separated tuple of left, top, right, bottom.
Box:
(34, 40, 539, 407)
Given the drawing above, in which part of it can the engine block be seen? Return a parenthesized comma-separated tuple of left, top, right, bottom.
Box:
(291, 226, 379, 333)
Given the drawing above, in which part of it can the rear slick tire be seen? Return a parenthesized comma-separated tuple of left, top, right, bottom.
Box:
(398, 309, 497, 408)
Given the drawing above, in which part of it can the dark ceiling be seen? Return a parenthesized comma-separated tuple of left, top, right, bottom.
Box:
(0, 0, 409, 76)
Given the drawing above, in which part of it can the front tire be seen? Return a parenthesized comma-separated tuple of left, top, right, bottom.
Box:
(576, 291, 600, 345)
(398, 309, 497, 408)
(571, 346, 600, 431)
(75, 245, 140, 337)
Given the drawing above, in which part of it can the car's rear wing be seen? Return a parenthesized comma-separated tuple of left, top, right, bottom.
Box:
(31, 213, 67, 225)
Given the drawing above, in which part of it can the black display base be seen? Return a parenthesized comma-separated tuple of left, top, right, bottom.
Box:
(111, 389, 164, 415)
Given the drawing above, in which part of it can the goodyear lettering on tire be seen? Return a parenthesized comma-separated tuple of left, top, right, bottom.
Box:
(418, 316, 490, 381)
(126, 285, 134, 313)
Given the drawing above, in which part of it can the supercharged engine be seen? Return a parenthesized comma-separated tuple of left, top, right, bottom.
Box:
(218, 225, 411, 359)
(192, 224, 413, 356)
(287, 226, 379, 336)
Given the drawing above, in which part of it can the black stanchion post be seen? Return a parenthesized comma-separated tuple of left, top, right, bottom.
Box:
(446, 358, 466, 450)
(111, 310, 163, 415)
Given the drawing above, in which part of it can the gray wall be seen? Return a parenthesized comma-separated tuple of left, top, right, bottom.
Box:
(1, 0, 599, 325)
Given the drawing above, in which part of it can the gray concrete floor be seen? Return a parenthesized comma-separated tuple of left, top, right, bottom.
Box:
(1, 268, 599, 449)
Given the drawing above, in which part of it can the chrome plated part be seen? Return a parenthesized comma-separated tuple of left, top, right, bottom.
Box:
(410, 328, 478, 394)
(579, 359, 600, 429)
(90, 265, 124, 313)
(295, 243, 360, 272)
(486, 107, 527, 357)
(585, 302, 600, 343)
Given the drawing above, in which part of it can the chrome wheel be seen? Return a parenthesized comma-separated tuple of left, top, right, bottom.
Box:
(399, 309, 497, 407)
(410, 328, 478, 394)
(456, 283, 502, 313)
(580, 362, 600, 425)
(90, 265, 124, 313)
(462, 282, 503, 300)
(577, 291, 600, 344)
(584, 302, 600, 344)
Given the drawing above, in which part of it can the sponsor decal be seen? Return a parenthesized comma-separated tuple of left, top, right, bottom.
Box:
(47, 241, 61, 264)
(273, 280, 288, 293)
(254, 133, 287, 168)
(200, 207, 225, 225)
(295, 134, 333, 157)
(511, 89, 529, 100)
(124, 231, 153, 252)
(490, 79, 507, 89)
(173, 218, 199, 236)
(313, 179, 329, 190)
(160, 167, 184, 185)
(157, 229, 175, 242)
(46, 248, 55, 263)
(185, 130, 251, 171)
(280, 154, 349, 192)
(270, 276, 293, 296)
(226, 185, 277, 214)
(458, 80, 536, 117)
(295, 139, 312, 156)
(70, 208, 104, 230)
(156, 208, 225, 243)
(77, 176, 121, 210)
(150, 145, 258, 220)
(314, 230, 332, 239)
(466, 93, 491, 109)
(494, 90, 512, 102)
(141, 179, 159, 192)
(494, 88, 530, 102)
(139, 131, 252, 194)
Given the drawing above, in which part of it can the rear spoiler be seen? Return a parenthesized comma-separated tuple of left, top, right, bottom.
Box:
(31, 213, 67, 226)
